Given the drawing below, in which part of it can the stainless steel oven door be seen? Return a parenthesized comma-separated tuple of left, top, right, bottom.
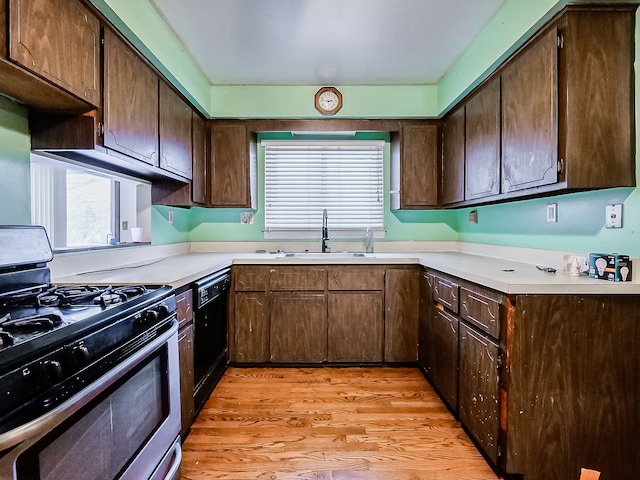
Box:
(0, 321, 181, 480)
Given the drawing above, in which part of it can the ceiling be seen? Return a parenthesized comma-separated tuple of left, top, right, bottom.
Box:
(149, 0, 505, 86)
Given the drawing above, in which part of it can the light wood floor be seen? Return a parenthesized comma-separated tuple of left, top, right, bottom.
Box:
(181, 367, 503, 480)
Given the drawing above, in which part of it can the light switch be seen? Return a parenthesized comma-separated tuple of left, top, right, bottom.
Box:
(605, 204, 622, 229)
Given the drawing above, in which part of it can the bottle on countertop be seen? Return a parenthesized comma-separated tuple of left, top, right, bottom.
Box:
(365, 227, 374, 253)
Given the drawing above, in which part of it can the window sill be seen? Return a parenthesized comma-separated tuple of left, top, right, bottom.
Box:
(53, 242, 151, 255)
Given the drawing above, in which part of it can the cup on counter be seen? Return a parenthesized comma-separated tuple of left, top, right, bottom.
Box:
(130, 227, 144, 243)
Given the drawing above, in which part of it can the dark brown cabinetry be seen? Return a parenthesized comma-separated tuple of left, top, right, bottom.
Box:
(159, 82, 192, 179)
(441, 106, 465, 205)
(418, 271, 434, 376)
(458, 322, 500, 464)
(432, 306, 459, 411)
(103, 28, 159, 166)
(391, 123, 440, 209)
(327, 267, 385, 362)
(501, 27, 558, 193)
(8, 0, 100, 107)
(465, 76, 501, 200)
(176, 289, 194, 440)
(191, 113, 208, 205)
(384, 267, 419, 362)
(210, 121, 256, 208)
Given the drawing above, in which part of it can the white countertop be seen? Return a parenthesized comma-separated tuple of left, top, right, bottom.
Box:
(52, 250, 640, 295)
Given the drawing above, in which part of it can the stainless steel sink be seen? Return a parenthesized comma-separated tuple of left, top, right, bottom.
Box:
(276, 252, 374, 258)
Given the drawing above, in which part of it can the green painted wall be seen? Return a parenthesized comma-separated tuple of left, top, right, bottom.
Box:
(0, 97, 31, 225)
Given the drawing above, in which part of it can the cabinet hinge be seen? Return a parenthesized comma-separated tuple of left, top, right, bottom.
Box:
(497, 445, 502, 458)
(557, 34, 564, 48)
(98, 122, 104, 137)
(496, 353, 503, 369)
(557, 158, 564, 174)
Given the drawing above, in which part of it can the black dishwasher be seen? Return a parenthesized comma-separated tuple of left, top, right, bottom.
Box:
(193, 268, 231, 415)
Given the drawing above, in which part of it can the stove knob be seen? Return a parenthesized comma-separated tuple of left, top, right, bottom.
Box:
(143, 309, 159, 324)
(43, 360, 64, 383)
(72, 344, 90, 364)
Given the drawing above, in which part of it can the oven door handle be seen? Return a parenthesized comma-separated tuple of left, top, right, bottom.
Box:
(0, 319, 178, 451)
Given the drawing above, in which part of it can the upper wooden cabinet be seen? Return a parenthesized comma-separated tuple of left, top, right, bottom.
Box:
(502, 27, 559, 193)
(210, 121, 257, 208)
(465, 76, 501, 201)
(103, 28, 159, 166)
(501, 5, 635, 195)
(8, 0, 100, 107)
(191, 112, 208, 204)
(441, 106, 465, 205)
(159, 81, 192, 179)
(391, 123, 440, 209)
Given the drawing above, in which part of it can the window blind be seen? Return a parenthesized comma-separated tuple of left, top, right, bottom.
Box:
(263, 140, 385, 238)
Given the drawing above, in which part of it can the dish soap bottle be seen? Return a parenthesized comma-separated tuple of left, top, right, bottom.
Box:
(365, 227, 374, 253)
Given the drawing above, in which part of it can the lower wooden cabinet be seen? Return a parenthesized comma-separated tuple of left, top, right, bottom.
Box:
(418, 271, 434, 377)
(233, 292, 269, 363)
(328, 292, 384, 362)
(176, 289, 194, 440)
(459, 321, 500, 464)
(432, 307, 459, 411)
(270, 292, 327, 363)
(384, 268, 419, 362)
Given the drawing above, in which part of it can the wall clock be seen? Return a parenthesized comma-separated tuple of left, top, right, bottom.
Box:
(314, 87, 343, 116)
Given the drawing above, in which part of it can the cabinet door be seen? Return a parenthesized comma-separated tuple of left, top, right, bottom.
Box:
(270, 292, 327, 363)
(159, 82, 192, 179)
(466, 76, 501, 200)
(9, 0, 100, 106)
(234, 292, 269, 363)
(384, 268, 419, 362)
(441, 106, 465, 205)
(502, 27, 558, 192)
(432, 308, 459, 412)
(418, 271, 434, 377)
(192, 112, 207, 205)
(328, 292, 384, 362)
(459, 322, 500, 464)
(210, 122, 251, 207)
(178, 323, 194, 440)
(398, 124, 439, 208)
(103, 28, 159, 166)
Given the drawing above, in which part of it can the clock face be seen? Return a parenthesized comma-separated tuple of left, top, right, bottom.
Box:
(315, 87, 342, 115)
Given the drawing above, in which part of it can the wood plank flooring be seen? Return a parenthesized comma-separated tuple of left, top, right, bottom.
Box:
(181, 367, 503, 480)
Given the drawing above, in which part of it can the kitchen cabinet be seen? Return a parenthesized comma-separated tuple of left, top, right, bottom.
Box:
(418, 270, 434, 377)
(270, 292, 327, 363)
(8, 0, 101, 107)
(191, 112, 208, 205)
(459, 322, 500, 464)
(176, 289, 194, 440)
(231, 266, 270, 363)
(432, 307, 459, 412)
(327, 267, 385, 362)
(384, 267, 419, 362)
(501, 27, 558, 193)
(210, 121, 257, 208)
(441, 106, 465, 205)
(465, 76, 501, 200)
(159, 81, 192, 179)
(103, 28, 159, 166)
(501, 5, 635, 195)
(390, 123, 440, 209)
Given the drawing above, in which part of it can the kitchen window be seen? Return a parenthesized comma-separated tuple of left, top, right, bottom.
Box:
(30, 154, 151, 249)
(263, 140, 385, 239)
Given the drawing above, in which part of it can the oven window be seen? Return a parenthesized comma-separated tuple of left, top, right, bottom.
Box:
(16, 352, 168, 480)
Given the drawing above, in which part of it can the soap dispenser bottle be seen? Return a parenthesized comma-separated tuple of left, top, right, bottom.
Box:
(365, 227, 374, 253)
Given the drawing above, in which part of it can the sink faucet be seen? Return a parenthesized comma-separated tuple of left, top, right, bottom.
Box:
(321, 209, 331, 253)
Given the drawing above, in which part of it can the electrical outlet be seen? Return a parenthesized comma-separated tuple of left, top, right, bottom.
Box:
(605, 204, 622, 229)
(240, 212, 254, 224)
(468, 210, 478, 224)
(168, 210, 174, 224)
(122, 220, 128, 231)
(546, 203, 558, 223)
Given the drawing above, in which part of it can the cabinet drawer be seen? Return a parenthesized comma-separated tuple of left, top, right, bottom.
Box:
(176, 290, 193, 329)
(327, 267, 384, 291)
(270, 267, 325, 291)
(460, 287, 502, 339)
(433, 274, 459, 313)
(234, 266, 269, 291)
